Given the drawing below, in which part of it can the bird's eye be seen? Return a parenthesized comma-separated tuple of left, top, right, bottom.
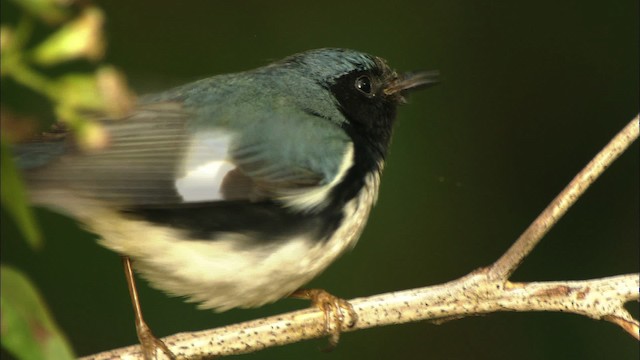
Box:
(355, 75, 372, 95)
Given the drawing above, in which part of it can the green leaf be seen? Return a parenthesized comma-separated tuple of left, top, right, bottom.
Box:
(0, 137, 42, 249)
(30, 7, 104, 66)
(0, 265, 76, 360)
(53, 73, 104, 111)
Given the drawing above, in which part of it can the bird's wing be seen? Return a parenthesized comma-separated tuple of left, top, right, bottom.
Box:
(21, 102, 353, 211)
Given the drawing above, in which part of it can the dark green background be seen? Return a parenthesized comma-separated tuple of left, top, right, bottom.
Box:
(2, 1, 638, 359)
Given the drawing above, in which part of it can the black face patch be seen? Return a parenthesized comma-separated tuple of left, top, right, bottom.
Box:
(329, 67, 399, 159)
(319, 64, 403, 214)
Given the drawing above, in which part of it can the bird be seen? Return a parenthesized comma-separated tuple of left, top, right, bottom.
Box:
(14, 48, 438, 359)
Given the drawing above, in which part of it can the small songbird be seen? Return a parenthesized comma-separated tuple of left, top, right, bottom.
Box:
(14, 48, 437, 358)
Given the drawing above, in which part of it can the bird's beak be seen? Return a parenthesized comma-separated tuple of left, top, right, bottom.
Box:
(383, 70, 440, 97)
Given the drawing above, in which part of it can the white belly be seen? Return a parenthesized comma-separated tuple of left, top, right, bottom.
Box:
(90, 172, 380, 311)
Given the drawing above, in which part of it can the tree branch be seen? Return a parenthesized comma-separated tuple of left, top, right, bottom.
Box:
(82, 273, 639, 360)
(488, 115, 640, 280)
(81, 115, 640, 360)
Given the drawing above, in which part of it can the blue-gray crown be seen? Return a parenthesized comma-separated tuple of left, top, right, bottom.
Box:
(278, 48, 381, 85)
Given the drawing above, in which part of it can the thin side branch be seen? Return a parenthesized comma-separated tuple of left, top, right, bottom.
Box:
(488, 115, 640, 280)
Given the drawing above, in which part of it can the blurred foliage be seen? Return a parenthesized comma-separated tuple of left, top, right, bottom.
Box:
(0, 138, 41, 249)
(1, 265, 75, 360)
(7, 0, 68, 24)
(1, 0, 133, 359)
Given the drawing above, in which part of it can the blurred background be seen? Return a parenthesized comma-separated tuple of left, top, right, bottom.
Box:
(1, 1, 638, 359)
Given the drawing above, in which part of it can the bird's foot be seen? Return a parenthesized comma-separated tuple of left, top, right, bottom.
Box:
(136, 320, 176, 360)
(290, 288, 358, 351)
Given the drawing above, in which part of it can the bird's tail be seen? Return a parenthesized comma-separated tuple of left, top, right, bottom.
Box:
(12, 140, 67, 171)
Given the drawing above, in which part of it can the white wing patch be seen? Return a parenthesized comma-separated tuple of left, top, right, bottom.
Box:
(175, 131, 236, 202)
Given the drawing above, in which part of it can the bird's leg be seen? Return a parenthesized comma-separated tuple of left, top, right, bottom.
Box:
(122, 256, 176, 360)
(289, 289, 358, 351)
